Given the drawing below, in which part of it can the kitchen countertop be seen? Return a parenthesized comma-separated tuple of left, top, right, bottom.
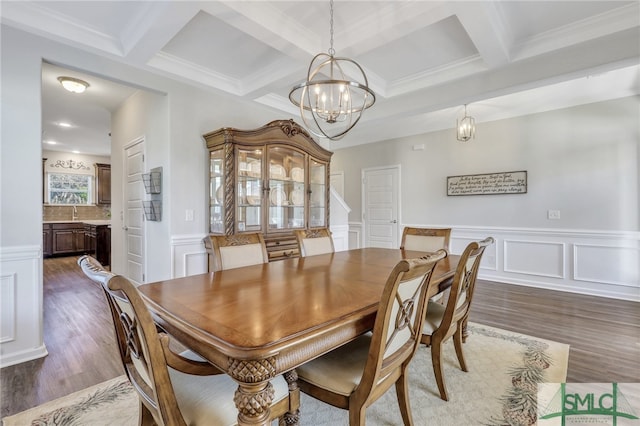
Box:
(44, 220, 111, 226)
(82, 220, 111, 226)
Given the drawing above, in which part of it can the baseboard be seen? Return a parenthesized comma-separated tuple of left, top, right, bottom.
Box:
(0, 345, 48, 368)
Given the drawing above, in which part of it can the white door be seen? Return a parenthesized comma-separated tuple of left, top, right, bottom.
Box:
(124, 138, 145, 284)
(363, 166, 400, 248)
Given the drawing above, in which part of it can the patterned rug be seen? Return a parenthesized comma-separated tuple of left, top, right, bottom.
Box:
(2, 323, 569, 426)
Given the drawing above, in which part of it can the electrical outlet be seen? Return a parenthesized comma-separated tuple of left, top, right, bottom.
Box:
(185, 209, 194, 221)
(547, 210, 561, 220)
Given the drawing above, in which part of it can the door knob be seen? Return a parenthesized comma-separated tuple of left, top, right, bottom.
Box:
(390, 220, 397, 223)
(123, 226, 129, 231)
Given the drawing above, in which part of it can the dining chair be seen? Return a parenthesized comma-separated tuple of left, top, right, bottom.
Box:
(400, 227, 452, 303)
(420, 237, 494, 401)
(77, 255, 297, 426)
(295, 228, 335, 257)
(203, 233, 269, 271)
(296, 249, 448, 426)
(400, 227, 452, 253)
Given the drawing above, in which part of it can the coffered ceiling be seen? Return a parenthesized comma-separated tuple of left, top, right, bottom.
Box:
(3, 1, 639, 154)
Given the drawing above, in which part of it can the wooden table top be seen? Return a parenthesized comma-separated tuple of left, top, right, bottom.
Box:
(139, 248, 458, 361)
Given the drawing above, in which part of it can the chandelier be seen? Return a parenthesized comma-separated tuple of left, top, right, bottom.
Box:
(456, 104, 476, 142)
(289, 0, 375, 141)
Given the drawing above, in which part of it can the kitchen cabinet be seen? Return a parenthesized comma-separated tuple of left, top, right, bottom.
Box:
(95, 163, 111, 205)
(51, 223, 85, 255)
(42, 224, 52, 257)
(203, 119, 332, 263)
(84, 223, 111, 266)
(84, 224, 96, 256)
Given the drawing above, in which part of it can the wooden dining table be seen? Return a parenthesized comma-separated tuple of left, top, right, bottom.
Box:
(138, 247, 459, 426)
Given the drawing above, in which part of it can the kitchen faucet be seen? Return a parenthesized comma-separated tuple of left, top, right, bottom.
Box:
(72, 205, 78, 221)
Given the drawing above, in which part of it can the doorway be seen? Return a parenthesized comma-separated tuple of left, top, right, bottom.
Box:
(123, 138, 146, 284)
(362, 165, 400, 248)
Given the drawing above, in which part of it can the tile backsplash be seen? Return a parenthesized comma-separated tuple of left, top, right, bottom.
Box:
(43, 205, 111, 221)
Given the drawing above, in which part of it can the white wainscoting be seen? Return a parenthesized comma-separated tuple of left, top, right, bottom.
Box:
(348, 222, 363, 249)
(170, 235, 209, 278)
(171, 226, 639, 301)
(356, 223, 640, 301)
(0, 245, 48, 368)
(329, 224, 350, 252)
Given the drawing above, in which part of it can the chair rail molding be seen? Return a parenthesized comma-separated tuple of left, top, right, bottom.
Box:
(403, 224, 639, 301)
(0, 245, 48, 367)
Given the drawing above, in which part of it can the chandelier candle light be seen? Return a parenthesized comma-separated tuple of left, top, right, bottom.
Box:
(456, 104, 476, 142)
(289, 0, 375, 141)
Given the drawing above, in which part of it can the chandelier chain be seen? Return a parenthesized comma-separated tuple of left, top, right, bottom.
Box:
(288, 0, 375, 140)
(328, 0, 335, 56)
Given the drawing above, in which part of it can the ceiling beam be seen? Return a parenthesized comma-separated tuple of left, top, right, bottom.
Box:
(121, 2, 201, 65)
(451, 2, 511, 68)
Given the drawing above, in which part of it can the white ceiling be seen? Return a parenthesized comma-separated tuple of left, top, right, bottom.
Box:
(3, 1, 639, 155)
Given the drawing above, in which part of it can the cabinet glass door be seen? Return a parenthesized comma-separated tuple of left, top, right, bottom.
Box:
(209, 149, 224, 234)
(267, 147, 305, 231)
(237, 148, 263, 233)
(309, 160, 327, 228)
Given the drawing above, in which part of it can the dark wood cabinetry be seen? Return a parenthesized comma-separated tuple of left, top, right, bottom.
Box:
(96, 163, 111, 205)
(84, 223, 111, 266)
(84, 224, 96, 256)
(44, 222, 109, 261)
(43, 224, 52, 257)
(51, 223, 85, 255)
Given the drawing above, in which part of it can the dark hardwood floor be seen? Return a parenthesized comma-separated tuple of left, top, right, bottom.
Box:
(1, 256, 639, 419)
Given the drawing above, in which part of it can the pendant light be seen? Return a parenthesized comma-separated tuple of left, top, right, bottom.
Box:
(289, 0, 375, 141)
(456, 104, 476, 142)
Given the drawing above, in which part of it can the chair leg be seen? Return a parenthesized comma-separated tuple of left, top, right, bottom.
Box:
(138, 400, 155, 426)
(348, 402, 367, 426)
(453, 327, 468, 372)
(395, 371, 414, 426)
(431, 341, 449, 401)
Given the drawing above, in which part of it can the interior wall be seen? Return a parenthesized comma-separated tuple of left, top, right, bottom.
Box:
(331, 96, 640, 232)
(0, 24, 282, 366)
(111, 90, 170, 281)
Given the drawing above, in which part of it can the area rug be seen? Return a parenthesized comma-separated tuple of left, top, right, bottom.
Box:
(2, 323, 569, 426)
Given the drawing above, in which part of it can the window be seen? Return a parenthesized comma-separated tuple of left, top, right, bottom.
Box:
(47, 173, 93, 205)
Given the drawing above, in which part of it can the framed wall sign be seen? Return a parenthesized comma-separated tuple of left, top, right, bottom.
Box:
(447, 171, 527, 196)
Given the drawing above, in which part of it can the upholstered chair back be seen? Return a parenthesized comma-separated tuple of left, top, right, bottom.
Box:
(203, 233, 269, 271)
(295, 228, 335, 257)
(400, 227, 452, 253)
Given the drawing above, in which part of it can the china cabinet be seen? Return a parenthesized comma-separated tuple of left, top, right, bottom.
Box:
(203, 120, 332, 263)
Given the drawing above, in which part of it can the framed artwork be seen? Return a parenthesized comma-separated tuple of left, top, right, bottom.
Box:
(447, 171, 527, 196)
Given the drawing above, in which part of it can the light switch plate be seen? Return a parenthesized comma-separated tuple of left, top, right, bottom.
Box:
(547, 210, 561, 220)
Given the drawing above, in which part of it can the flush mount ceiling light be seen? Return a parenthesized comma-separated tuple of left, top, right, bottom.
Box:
(456, 104, 476, 142)
(57, 76, 90, 94)
(289, 0, 375, 141)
